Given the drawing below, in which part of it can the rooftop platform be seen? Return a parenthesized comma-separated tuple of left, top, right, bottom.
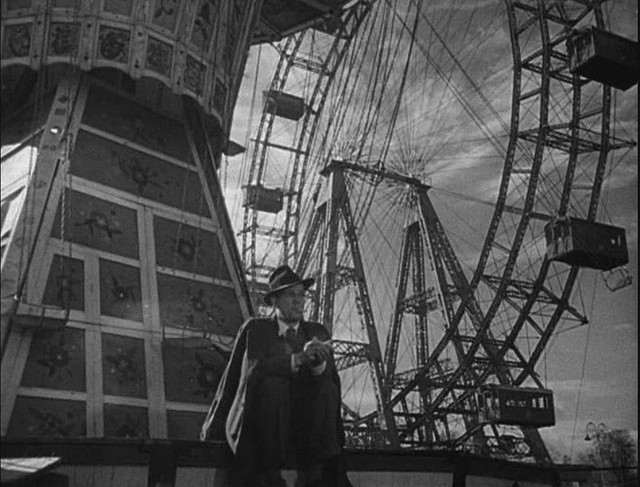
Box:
(1, 438, 592, 487)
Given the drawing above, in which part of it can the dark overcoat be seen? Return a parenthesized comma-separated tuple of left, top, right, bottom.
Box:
(201, 316, 344, 473)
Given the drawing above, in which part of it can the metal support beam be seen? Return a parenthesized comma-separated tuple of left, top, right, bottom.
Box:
(314, 163, 400, 447)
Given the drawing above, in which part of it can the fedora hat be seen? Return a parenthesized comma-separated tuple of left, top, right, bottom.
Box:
(263, 265, 314, 305)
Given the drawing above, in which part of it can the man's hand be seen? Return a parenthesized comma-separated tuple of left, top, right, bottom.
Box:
(292, 337, 332, 368)
(303, 336, 332, 366)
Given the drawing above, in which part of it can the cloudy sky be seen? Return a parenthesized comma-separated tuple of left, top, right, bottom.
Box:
(222, 0, 638, 459)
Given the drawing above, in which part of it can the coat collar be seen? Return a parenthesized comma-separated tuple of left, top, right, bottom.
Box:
(276, 317, 299, 337)
(270, 316, 309, 338)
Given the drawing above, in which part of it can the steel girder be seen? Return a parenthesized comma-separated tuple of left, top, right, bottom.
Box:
(304, 162, 401, 447)
(242, 1, 373, 284)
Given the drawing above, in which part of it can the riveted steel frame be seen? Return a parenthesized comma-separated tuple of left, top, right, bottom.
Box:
(386, 0, 634, 462)
(242, 2, 372, 285)
(322, 164, 400, 447)
(243, 0, 635, 463)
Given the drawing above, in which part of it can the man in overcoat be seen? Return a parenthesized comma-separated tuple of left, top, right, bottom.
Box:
(201, 265, 350, 487)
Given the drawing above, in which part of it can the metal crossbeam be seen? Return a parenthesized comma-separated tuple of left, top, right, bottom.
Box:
(472, 357, 524, 368)
(252, 138, 309, 155)
(252, 224, 296, 239)
(245, 264, 275, 279)
(320, 159, 431, 192)
(291, 56, 328, 74)
(401, 288, 439, 314)
(391, 361, 454, 389)
(332, 339, 369, 371)
(483, 275, 588, 325)
(518, 126, 635, 153)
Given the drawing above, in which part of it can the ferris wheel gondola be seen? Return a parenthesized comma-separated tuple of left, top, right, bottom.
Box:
(240, 0, 637, 462)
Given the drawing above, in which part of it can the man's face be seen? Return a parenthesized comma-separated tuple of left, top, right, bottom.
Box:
(273, 283, 306, 323)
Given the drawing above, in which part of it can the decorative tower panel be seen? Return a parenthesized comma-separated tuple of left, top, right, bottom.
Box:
(0, 0, 264, 440)
(2, 0, 355, 444)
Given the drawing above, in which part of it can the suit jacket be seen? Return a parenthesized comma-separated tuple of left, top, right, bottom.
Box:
(201, 316, 344, 468)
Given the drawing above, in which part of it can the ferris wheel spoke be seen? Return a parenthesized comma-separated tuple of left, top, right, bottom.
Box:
(240, 0, 634, 459)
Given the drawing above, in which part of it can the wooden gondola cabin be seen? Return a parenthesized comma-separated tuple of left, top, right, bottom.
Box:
(566, 26, 639, 91)
(263, 90, 307, 120)
(544, 217, 629, 271)
(478, 385, 555, 428)
(245, 185, 284, 213)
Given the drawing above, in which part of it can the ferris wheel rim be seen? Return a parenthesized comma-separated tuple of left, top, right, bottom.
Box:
(386, 1, 613, 450)
(242, 2, 373, 283)
(240, 0, 625, 457)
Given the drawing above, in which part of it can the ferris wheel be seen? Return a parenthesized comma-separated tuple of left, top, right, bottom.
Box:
(239, 0, 637, 462)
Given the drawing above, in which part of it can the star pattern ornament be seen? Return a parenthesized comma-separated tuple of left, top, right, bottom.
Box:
(172, 234, 201, 262)
(76, 209, 123, 240)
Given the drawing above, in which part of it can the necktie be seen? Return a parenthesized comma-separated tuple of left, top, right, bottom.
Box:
(285, 327, 301, 353)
